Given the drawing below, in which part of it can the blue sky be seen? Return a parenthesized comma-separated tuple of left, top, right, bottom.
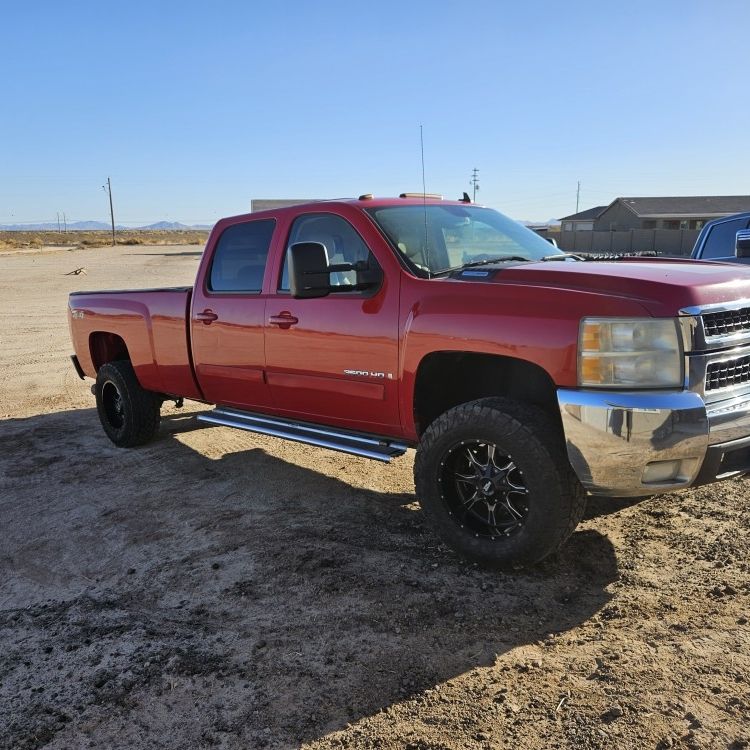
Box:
(2, 0, 749, 225)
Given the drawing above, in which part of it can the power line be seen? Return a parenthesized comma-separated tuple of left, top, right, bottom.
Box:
(470, 168, 480, 202)
(102, 177, 116, 246)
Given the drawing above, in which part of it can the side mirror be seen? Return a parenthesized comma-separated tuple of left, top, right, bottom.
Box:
(353, 260, 383, 288)
(289, 242, 331, 299)
(736, 230, 750, 259)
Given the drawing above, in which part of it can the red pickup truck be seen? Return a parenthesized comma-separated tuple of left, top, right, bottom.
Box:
(69, 195, 750, 566)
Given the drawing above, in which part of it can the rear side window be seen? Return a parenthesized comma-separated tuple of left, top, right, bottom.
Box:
(209, 219, 275, 292)
(701, 218, 750, 259)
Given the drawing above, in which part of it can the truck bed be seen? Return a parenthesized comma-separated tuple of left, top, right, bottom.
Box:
(68, 287, 203, 400)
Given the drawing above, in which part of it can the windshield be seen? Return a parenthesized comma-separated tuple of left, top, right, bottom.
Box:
(367, 204, 561, 274)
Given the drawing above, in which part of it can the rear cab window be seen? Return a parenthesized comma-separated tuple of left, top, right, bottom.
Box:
(208, 219, 276, 292)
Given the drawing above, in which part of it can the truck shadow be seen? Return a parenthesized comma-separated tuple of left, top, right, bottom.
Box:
(0, 408, 619, 748)
(584, 494, 646, 519)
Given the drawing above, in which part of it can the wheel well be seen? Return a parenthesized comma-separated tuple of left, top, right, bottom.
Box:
(413, 352, 561, 436)
(89, 332, 130, 371)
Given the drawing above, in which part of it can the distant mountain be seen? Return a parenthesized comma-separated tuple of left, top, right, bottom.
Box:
(0, 220, 212, 231)
(70, 221, 116, 230)
(136, 221, 191, 230)
(135, 221, 214, 230)
(521, 219, 562, 228)
(0, 220, 115, 231)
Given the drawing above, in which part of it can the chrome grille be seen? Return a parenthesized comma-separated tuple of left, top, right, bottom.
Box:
(706, 355, 750, 391)
(702, 307, 750, 338)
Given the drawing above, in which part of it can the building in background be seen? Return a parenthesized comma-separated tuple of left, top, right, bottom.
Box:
(561, 196, 750, 232)
(559, 206, 607, 232)
(251, 199, 323, 212)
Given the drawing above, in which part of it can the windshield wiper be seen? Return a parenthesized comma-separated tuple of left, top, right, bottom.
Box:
(463, 256, 530, 267)
(541, 253, 585, 261)
(431, 255, 532, 276)
(439, 256, 530, 273)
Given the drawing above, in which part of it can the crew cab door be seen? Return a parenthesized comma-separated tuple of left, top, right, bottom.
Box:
(190, 217, 276, 409)
(264, 211, 401, 432)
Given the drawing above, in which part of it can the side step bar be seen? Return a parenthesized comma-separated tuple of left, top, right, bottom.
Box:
(196, 407, 409, 463)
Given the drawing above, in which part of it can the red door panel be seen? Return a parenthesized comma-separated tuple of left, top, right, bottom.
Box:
(264, 292, 400, 429)
(190, 217, 276, 409)
(264, 209, 401, 431)
(190, 297, 271, 408)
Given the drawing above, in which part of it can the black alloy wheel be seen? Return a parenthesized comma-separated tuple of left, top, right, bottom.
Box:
(414, 397, 586, 567)
(95, 360, 161, 447)
(440, 440, 529, 539)
(101, 380, 126, 431)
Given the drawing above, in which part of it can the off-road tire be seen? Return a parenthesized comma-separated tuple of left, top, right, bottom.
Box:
(414, 397, 586, 567)
(95, 360, 161, 447)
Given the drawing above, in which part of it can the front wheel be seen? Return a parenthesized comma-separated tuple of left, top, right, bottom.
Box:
(414, 397, 586, 567)
(95, 360, 161, 447)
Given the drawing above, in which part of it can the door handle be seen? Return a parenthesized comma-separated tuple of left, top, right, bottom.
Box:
(196, 309, 219, 324)
(269, 312, 299, 329)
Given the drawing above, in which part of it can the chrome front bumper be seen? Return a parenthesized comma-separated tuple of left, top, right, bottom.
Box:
(558, 388, 750, 497)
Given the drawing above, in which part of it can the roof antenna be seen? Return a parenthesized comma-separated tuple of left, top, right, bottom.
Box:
(420, 125, 431, 275)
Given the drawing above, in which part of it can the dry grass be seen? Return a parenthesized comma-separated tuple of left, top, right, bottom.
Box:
(0, 229, 209, 252)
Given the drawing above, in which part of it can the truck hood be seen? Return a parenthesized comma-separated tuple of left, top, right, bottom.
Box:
(486, 259, 750, 316)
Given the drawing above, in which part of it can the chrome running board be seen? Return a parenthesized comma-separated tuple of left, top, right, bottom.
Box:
(197, 407, 409, 463)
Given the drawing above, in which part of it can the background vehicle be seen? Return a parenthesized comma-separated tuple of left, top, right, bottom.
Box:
(69, 195, 750, 566)
(691, 211, 750, 263)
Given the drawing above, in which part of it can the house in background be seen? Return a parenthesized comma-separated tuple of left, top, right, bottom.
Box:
(560, 196, 750, 232)
(251, 199, 322, 212)
(559, 205, 607, 232)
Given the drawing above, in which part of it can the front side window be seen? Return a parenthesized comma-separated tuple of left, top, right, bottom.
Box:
(367, 204, 561, 275)
(279, 213, 379, 291)
(209, 219, 275, 292)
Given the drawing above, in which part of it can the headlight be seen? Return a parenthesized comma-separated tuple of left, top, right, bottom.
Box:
(579, 318, 683, 388)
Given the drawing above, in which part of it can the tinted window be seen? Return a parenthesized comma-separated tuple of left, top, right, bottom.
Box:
(209, 219, 275, 292)
(701, 218, 750, 259)
(279, 213, 378, 291)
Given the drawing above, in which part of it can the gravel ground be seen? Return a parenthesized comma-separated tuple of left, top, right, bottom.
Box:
(0, 244, 748, 749)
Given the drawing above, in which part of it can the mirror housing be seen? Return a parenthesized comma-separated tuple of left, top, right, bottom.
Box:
(736, 229, 750, 259)
(289, 242, 331, 298)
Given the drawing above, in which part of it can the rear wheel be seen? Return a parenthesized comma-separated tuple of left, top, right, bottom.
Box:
(414, 397, 586, 567)
(95, 360, 161, 447)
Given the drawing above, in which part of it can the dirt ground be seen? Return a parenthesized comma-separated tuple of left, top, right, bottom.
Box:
(1, 244, 749, 750)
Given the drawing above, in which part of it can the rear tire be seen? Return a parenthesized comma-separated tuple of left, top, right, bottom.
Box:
(95, 360, 161, 447)
(414, 397, 586, 567)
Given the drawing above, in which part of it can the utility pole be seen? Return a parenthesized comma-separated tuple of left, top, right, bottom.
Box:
(576, 180, 581, 213)
(103, 177, 116, 246)
(470, 168, 480, 202)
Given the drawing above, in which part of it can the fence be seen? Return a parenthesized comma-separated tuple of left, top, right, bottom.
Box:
(555, 229, 700, 257)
